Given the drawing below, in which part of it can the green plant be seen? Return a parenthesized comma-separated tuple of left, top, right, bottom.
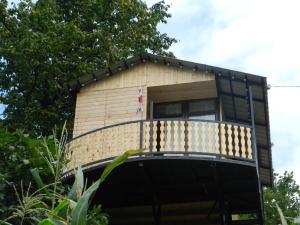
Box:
(0, 122, 54, 221)
(1, 121, 143, 224)
(37, 149, 143, 225)
(4, 182, 49, 225)
(37, 122, 69, 210)
(264, 172, 300, 225)
(87, 205, 108, 225)
(276, 203, 288, 225)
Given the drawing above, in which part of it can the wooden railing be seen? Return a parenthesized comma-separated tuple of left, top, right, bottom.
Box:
(65, 120, 253, 172)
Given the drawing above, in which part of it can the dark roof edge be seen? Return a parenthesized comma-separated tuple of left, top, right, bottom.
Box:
(65, 52, 267, 92)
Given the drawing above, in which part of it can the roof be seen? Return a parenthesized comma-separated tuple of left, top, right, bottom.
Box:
(67, 52, 266, 91)
(67, 53, 273, 187)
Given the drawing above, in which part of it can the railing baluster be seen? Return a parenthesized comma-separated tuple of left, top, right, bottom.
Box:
(201, 122, 206, 153)
(227, 124, 233, 155)
(170, 121, 175, 151)
(247, 128, 253, 159)
(231, 125, 236, 156)
(188, 121, 193, 152)
(194, 121, 199, 152)
(214, 123, 219, 155)
(234, 125, 240, 157)
(207, 123, 213, 153)
(149, 120, 154, 152)
(240, 126, 246, 158)
(160, 121, 165, 151)
(184, 120, 189, 152)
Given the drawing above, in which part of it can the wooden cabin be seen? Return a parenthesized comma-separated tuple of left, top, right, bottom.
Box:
(66, 53, 272, 225)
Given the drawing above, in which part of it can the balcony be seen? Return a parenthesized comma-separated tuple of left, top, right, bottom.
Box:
(65, 119, 255, 175)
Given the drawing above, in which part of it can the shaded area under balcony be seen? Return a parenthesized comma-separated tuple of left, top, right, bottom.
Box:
(81, 157, 260, 225)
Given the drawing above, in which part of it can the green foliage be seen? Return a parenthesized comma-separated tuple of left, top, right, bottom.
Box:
(5, 182, 49, 225)
(264, 171, 300, 225)
(0, 0, 176, 135)
(0, 122, 53, 221)
(1, 120, 143, 224)
(36, 149, 143, 225)
(87, 206, 108, 225)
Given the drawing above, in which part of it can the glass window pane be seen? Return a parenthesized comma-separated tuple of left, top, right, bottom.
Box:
(189, 114, 215, 121)
(189, 100, 215, 114)
(154, 102, 182, 118)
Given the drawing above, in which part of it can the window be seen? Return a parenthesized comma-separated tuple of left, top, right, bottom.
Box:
(154, 102, 182, 118)
(153, 99, 217, 121)
(188, 100, 216, 121)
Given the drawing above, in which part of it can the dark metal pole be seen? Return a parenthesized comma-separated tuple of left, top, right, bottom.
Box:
(149, 100, 154, 152)
(139, 121, 143, 149)
(249, 86, 265, 225)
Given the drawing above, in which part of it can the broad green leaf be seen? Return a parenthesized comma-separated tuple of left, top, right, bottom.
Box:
(67, 164, 84, 201)
(71, 149, 143, 225)
(71, 179, 101, 225)
(100, 149, 144, 183)
(30, 168, 50, 195)
(69, 199, 77, 210)
(51, 199, 69, 218)
(0, 221, 13, 225)
(38, 218, 58, 225)
(276, 203, 288, 225)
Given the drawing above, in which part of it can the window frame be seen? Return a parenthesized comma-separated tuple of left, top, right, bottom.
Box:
(153, 98, 218, 120)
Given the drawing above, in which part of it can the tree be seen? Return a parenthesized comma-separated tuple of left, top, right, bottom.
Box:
(0, 0, 176, 135)
(264, 171, 300, 225)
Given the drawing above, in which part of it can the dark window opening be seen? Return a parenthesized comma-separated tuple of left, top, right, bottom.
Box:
(153, 99, 217, 121)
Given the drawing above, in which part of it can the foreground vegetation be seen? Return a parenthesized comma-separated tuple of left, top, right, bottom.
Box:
(0, 122, 142, 224)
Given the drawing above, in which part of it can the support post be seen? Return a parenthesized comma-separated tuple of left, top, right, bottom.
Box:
(139, 121, 143, 149)
(149, 100, 154, 152)
(249, 86, 265, 225)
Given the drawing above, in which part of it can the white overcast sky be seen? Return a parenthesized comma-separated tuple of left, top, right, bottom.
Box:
(145, 0, 300, 183)
(2, 0, 300, 184)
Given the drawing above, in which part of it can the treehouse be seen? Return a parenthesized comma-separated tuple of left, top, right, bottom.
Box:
(66, 53, 272, 225)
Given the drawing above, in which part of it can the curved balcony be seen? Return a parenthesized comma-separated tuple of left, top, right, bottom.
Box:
(65, 119, 254, 175)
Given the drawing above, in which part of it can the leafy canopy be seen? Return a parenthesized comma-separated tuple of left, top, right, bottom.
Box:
(264, 171, 300, 225)
(0, 0, 176, 135)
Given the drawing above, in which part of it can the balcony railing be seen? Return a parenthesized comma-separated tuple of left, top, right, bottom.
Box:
(65, 119, 254, 173)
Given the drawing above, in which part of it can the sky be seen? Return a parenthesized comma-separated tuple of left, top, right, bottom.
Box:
(2, 0, 300, 184)
(144, 0, 300, 184)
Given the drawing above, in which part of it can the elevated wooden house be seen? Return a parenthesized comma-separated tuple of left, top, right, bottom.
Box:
(66, 53, 272, 225)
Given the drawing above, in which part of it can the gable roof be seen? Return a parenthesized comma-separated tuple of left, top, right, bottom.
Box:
(67, 52, 266, 92)
(67, 53, 273, 187)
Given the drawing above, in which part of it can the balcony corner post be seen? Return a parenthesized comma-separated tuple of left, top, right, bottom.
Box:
(249, 86, 265, 225)
(139, 120, 143, 149)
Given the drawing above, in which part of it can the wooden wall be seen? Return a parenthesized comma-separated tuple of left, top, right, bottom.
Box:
(73, 62, 215, 137)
